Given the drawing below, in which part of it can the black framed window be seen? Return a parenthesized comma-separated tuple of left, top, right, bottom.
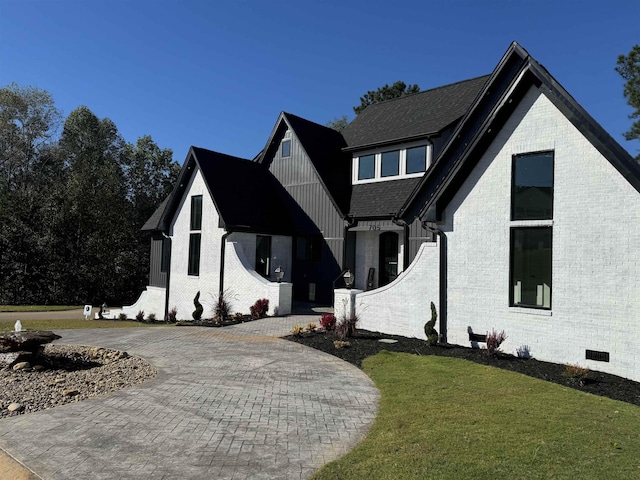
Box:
(406, 146, 427, 174)
(381, 150, 400, 177)
(188, 233, 201, 276)
(255, 235, 271, 278)
(160, 237, 171, 273)
(510, 227, 552, 308)
(190, 195, 203, 230)
(512, 151, 553, 220)
(282, 140, 291, 157)
(358, 154, 375, 180)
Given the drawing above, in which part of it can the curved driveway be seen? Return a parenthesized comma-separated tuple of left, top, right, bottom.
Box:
(0, 317, 379, 479)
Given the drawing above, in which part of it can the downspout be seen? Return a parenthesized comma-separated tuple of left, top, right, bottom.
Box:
(424, 222, 447, 344)
(342, 215, 356, 271)
(392, 218, 410, 271)
(161, 232, 171, 321)
(219, 230, 232, 296)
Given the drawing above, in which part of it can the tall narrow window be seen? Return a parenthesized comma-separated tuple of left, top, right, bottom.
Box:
(188, 233, 201, 276)
(381, 150, 400, 177)
(510, 228, 552, 308)
(190, 195, 203, 230)
(406, 146, 427, 174)
(255, 235, 271, 278)
(282, 140, 291, 157)
(358, 154, 375, 180)
(512, 152, 553, 220)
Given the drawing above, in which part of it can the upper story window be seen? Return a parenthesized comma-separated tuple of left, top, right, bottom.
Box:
(353, 142, 432, 184)
(511, 151, 554, 220)
(381, 150, 400, 177)
(281, 140, 291, 157)
(190, 195, 203, 230)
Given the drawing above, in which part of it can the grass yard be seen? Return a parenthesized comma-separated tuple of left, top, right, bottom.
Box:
(0, 318, 164, 331)
(313, 352, 640, 480)
(0, 305, 81, 312)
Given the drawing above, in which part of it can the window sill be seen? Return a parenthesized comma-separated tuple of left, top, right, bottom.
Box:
(509, 306, 552, 316)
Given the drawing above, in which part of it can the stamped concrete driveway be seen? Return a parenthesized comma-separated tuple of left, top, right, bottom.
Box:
(0, 317, 379, 479)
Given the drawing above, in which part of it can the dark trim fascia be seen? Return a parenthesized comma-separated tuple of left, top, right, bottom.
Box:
(343, 133, 437, 153)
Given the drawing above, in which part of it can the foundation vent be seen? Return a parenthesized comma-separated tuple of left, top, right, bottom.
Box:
(585, 349, 610, 362)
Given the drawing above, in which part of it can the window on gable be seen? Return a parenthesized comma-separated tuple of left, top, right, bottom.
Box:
(282, 140, 291, 158)
(512, 151, 553, 220)
(406, 146, 427, 174)
(358, 154, 375, 180)
(190, 195, 203, 230)
(510, 227, 552, 308)
(381, 150, 400, 177)
(188, 233, 201, 276)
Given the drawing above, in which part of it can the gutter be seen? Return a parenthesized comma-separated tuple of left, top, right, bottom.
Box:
(424, 222, 447, 344)
(161, 232, 172, 321)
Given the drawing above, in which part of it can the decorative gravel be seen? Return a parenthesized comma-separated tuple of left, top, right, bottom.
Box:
(0, 345, 156, 418)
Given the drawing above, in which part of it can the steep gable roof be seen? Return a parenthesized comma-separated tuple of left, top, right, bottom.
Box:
(148, 146, 318, 235)
(342, 75, 490, 150)
(399, 42, 640, 223)
(257, 112, 351, 215)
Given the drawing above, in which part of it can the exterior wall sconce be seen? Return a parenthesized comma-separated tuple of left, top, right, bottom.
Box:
(343, 269, 354, 289)
(275, 266, 284, 283)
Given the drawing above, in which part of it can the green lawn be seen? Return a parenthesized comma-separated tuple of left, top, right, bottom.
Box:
(0, 305, 82, 312)
(0, 318, 165, 331)
(313, 352, 640, 480)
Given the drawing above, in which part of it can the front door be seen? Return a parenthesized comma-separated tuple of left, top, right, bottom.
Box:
(255, 235, 271, 278)
(379, 232, 399, 287)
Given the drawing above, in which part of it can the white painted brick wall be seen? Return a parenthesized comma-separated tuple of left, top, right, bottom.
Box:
(354, 230, 405, 290)
(351, 242, 440, 339)
(441, 86, 640, 382)
(229, 232, 292, 284)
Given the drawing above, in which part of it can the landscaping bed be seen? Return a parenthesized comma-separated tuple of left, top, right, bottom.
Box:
(286, 329, 640, 407)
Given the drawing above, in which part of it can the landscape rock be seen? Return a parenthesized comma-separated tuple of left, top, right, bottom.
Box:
(0, 330, 61, 354)
(12, 362, 31, 371)
(62, 389, 79, 397)
(7, 403, 23, 412)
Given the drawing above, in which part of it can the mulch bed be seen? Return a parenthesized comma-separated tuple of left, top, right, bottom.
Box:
(285, 330, 640, 407)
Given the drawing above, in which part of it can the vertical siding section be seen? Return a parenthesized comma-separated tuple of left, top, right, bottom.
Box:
(408, 218, 434, 264)
(148, 234, 167, 288)
(267, 127, 345, 303)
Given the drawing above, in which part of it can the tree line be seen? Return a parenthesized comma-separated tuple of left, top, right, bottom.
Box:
(0, 83, 180, 306)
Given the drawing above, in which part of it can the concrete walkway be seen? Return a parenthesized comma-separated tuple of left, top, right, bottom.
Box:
(0, 316, 379, 479)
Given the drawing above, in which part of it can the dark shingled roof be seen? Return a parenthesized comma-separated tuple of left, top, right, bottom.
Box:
(141, 195, 169, 231)
(342, 75, 490, 150)
(349, 178, 422, 218)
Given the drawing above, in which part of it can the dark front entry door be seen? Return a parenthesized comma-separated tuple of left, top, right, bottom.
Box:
(379, 231, 399, 287)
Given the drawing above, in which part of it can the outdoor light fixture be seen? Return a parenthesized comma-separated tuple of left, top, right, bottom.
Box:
(343, 269, 354, 289)
(275, 266, 284, 283)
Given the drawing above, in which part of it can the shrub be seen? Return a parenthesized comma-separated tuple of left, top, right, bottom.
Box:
(192, 291, 203, 321)
(485, 329, 507, 356)
(320, 313, 336, 331)
(167, 307, 177, 324)
(291, 324, 304, 336)
(563, 363, 590, 383)
(516, 345, 531, 359)
(118, 313, 127, 321)
(147, 313, 156, 323)
(213, 290, 233, 321)
(306, 322, 318, 333)
(250, 299, 269, 319)
(233, 312, 244, 321)
(335, 314, 359, 340)
(424, 301, 439, 346)
(333, 340, 351, 349)
(136, 310, 145, 322)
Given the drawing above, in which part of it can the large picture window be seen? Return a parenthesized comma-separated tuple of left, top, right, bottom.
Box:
(188, 233, 201, 276)
(190, 195, 203, 230)
(510, 227, 552, 308)
(512, 151, 553, 220)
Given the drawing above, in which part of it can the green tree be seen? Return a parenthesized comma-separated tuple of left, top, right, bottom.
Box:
(353, 81, 420, 115)
(326, 115, 349, 132)
(616, 45, 640, 158)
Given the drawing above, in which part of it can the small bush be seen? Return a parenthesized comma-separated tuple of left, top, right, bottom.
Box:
(118, 313, 127, 322)
(306, 322, 318, 333)
(516, 345, 531, 359)
(320, 313, 336, 331)
(213, 290, 233, 321)
(233, 312, 244, 321)
(424, 301, 438, 346)
(291, 324, 304, 336)
(250, 298, 269, 319)
(136, 310, 145, 322)
(563, 363, 590, 382)
(336, 314, 359, 340)
(167, 307, 177, 324)
(485, 329, 507, 356)
(333, 340, 350, 349)
(192, 291, 203, 321)
(147, 313, 156, 323)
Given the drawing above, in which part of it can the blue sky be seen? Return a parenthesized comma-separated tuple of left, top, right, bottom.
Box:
(1, 0, 638, 162)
